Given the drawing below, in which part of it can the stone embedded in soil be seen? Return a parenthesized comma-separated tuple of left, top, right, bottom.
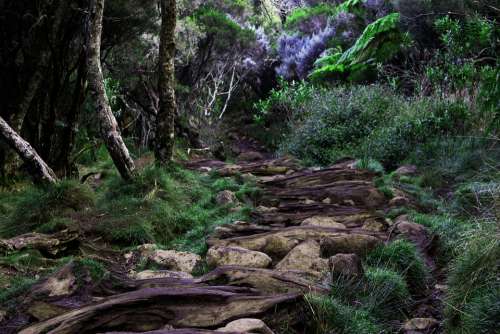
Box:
(395, 165, 418, 176)
(301, 216, 346, 229)
(403, 317, 439, 331)
(389, 195, 411, 207)
(320, 234, 382, 257)
(27, 301, 68, 321)
(275, 240, 328, 275)
(207, 246, 272, 268)
(134, 270, 194, 280)
(217, 318, 274, 333)
(150, 250, 202, 274)
(216, 190, 238, 206)
(362, 218, 387, 232)
(262, 235, 299, 258)
(31, 263, 77, 298)
(329, 253, 364, 278)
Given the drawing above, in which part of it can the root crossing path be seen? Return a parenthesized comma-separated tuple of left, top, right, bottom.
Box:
(12, 154, 443, 334)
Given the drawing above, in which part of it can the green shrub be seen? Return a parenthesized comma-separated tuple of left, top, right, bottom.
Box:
(365, 240, 428, 292)
(0, 180, 95, 237)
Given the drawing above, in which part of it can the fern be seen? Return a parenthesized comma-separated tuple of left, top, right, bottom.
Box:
(310, 13, 406, 82)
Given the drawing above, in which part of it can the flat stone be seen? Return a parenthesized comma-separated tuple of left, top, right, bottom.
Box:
(217, 318, 274, 333)
(262, 235, 299, 258)
(150, 250, 202, 274)
(389, 196, 410, 207)
(134, 270, 193, 280)
(301, 216, 346, 229)
(207, 246, 272, 268)
(395, 165, 418, 176)
(238, 151, 264, 162)
(362, 219, 387, 232)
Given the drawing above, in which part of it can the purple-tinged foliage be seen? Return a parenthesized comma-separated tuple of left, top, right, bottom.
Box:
(277, 26, 336, 79)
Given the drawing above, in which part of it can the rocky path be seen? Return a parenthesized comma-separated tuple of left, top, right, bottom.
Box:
(3, 152, 442, 334)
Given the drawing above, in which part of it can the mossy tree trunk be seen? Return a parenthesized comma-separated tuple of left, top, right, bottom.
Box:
(0, 116, 57, 184)
(155, 0, 177, 165)
(86, 0, 136, 180)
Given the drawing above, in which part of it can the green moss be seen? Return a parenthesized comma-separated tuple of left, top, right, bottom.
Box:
(0, 275, 36, 306)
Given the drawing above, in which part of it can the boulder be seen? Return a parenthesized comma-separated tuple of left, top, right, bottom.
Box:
(320, 234, 382, 257)
(262, 235, 299, 258)
(329, 253, 364, 278)
(216, 190, 238, 206)
(217, 318, 274, 334)
(134, 270, 193, 280)
(275, 240, 328, 274)
(150, 250, 202, 274)
(402, 317, 439, 332)
(301, 216, 346, 229)
(395, 215, 431, 247)
(207, 246, 272, 268)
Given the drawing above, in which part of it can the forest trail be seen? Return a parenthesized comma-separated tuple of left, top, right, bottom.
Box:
(12, 146, 443, 334)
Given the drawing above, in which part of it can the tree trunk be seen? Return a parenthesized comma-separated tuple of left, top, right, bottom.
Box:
(0, 116, 57, 184)
(156, 0, 177, 165)
(87, 0, 136, 179)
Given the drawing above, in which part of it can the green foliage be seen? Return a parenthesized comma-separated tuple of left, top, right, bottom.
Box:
(365, 240, 428, 292)
(261, 83, 471, 167)
(194, 6, 256, 49)
(0, 275, 36, 306)
(92, 164, 251, 253)
(445, 227, 499, 333)
(0, 180, 95, 238)
(75, 258, 108, 283)
(311, 13, 409, 82)
(306, 295, 382, 334)
(285, 4, 338, 30)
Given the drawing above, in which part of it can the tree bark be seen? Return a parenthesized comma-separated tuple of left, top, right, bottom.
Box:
(0, 116, 57, 184)
(87, 0, 136, 179)
(156, 0, 177, 165)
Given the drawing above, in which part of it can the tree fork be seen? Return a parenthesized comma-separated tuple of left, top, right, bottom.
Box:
(156, 0, 177, 165)
(86, 0, 136, 179)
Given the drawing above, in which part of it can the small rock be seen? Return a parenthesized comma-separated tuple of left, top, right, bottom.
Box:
(329, 253, 364, 278)
(134, 270, 193, 280)
(198, 166, 212, 173)
(403, 317, 439, 331)
(322, 197, 332, 204)
(27, 301, 67, 321)
(0, 309, 6, 322)
(207, 246, 272, 268)
(320, 234, 382, 257)
(301, 216, 346, 229)
(395, 215, 431, 245)
(218, 318, 274, 334)
(275, 240, 328, 274)
(137, 243, 157, 257)
(389, 196, 410, 207)
(150, 250, 202, 274)
(303, 199, 315, 204)
(362, 219, 387, 232)
(395, 165, 418, 176)
(216, 190, 238, 206)
(238, 151, 264, 162)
